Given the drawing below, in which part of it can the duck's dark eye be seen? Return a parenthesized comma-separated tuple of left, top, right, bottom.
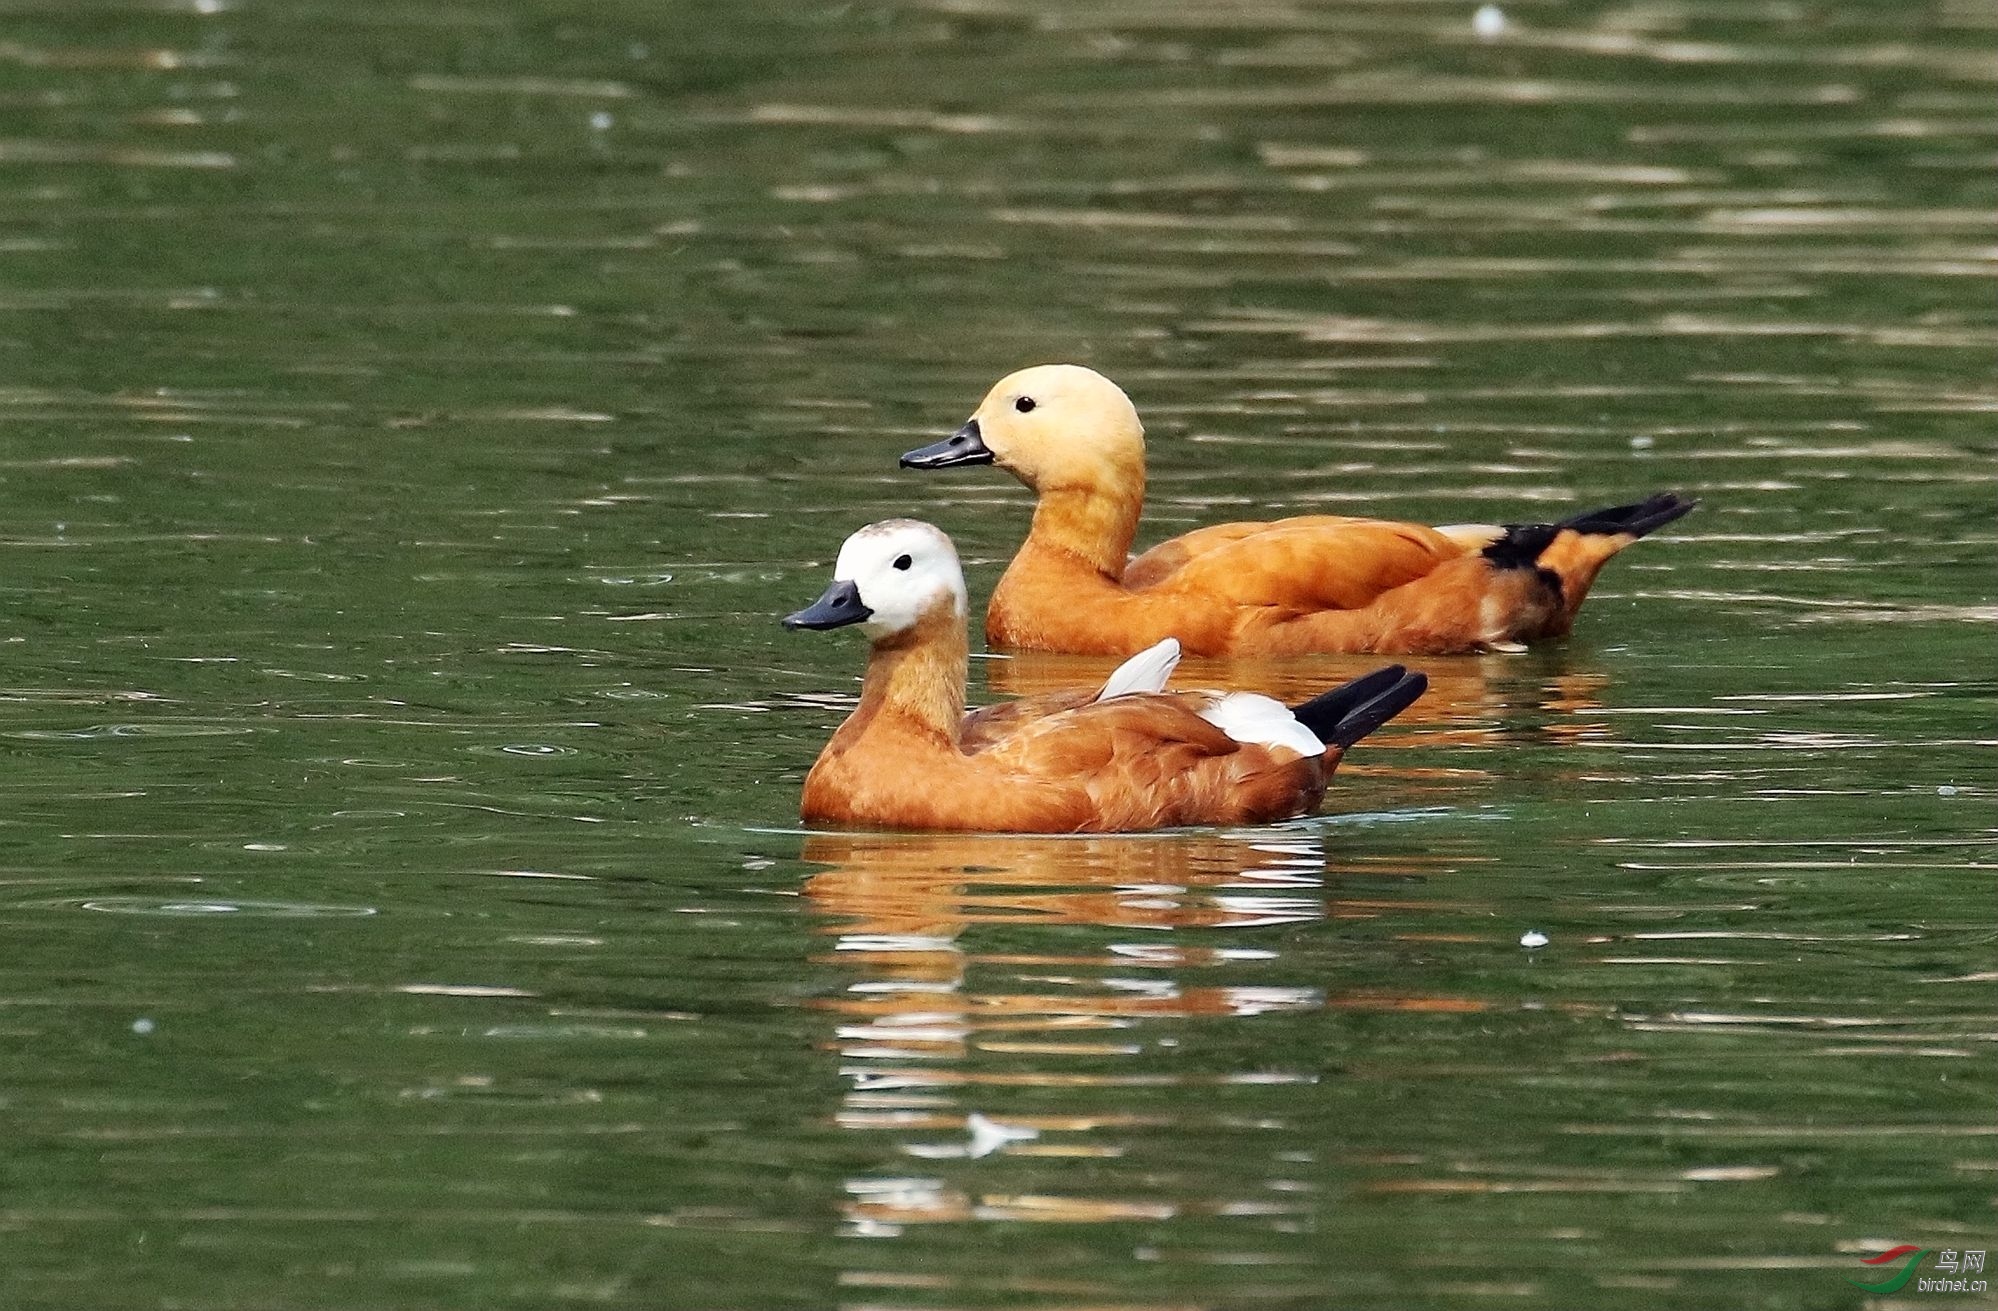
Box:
(892, 554, 913, 571)
(1014, 396, 1036, 413)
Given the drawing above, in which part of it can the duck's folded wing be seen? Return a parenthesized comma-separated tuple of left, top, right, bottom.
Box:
(974, 694, 1240, 777)
(1126, 515, 1370, 583)
(960, 689, 1094, 752)
(978, 694, 1326, 830)
(1126, 517, 1484, 611)
(961, 639, 1185, 752)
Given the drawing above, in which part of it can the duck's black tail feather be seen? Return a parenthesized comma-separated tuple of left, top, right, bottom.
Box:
(1482, 491, 1698, 571)
(1291, 666, 1429, 751)
(1557, 491, 1699, 539)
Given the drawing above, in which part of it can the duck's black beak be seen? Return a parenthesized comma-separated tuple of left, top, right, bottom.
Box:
(900, 419, 993, 470)
(783, 579, 872, 631)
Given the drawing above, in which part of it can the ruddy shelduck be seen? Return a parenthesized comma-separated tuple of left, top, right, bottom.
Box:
(901, 364, 1698, 657)
(783, 520, 1427, 833)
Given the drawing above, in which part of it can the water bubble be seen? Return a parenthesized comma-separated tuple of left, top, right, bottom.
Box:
(1473, 4, 1507, 38)
(1520, 930, 1549, 949)
(132, 1017, 156, 1035)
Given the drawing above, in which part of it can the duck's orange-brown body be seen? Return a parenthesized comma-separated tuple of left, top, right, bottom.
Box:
(799, 609, 1342, 833)
(986, 474, 1688, 658)
(904, 365, 1696, 658)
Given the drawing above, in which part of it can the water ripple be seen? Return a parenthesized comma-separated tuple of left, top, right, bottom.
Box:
(73, 898, 377, 918)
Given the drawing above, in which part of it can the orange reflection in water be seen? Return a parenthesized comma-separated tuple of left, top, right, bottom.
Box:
(799, 655, 1614, 1242)
(799, 828, 1475, 1238)
(804, 830, 1341, 1059)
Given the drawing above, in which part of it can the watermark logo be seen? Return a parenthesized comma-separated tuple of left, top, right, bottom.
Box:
(1849, 1247, 1929, 1294)
(1848, 1246, 1987, 1296)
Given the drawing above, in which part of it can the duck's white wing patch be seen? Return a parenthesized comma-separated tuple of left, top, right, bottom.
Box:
(1096, 638, 1181, 701)
(1436, 522, 1504, 550)
(1197, 692, 1324, 757)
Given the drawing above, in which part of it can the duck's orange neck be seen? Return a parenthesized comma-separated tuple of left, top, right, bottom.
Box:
(839, 606, 968, 749)
(1025, 471, 1145, 580)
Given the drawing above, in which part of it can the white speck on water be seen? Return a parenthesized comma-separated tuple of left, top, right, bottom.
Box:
(1630, 434, 1655, 450)
(132, 1018, 156, 1035)
(900, 1112, 1039, 1160)
(967, 1113, 1038, 1158)
(1473, 4, 1507, 38)
(590, 111, 614, 131)
(1520, 930, 1549, 949)
(1937, 785, 1958, 795)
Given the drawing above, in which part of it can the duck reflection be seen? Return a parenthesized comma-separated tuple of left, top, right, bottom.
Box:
(798, 655, 1617, 1242)
(800, 827, 1452, 1235)
(987, 649, 1616, 754)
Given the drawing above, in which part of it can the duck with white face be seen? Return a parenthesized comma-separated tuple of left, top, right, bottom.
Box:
(900, 363, 1698, 657)
(782, 518, 969, 642)
(782, 519, 1426, 834)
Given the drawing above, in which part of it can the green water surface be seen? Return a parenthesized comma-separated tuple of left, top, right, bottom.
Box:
(1, 1, 1992, 1308)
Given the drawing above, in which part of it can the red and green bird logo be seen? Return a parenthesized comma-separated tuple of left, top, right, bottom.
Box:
(1848, 1246, 1929, 1293)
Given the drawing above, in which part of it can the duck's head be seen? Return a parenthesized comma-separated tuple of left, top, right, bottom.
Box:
(783, 519, 968, 641)
(902, 364, 1144, 493)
